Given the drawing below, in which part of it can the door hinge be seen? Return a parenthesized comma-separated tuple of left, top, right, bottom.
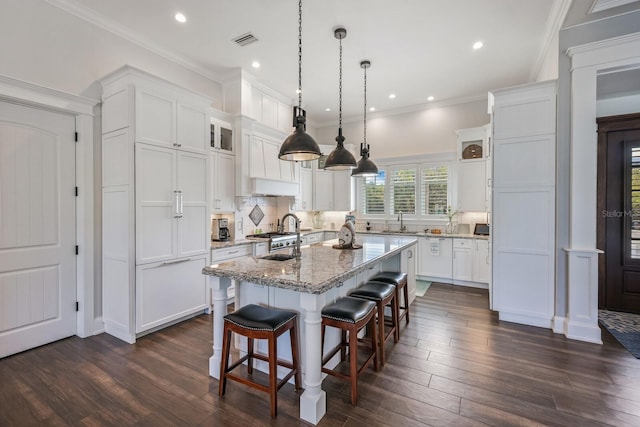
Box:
(75, 132, 78, 142)
(75, 245, 79, 255)
(75, 186, 78, 197)
(76, 301, 79, 312)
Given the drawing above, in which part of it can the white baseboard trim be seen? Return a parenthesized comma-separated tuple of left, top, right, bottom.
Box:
(565, 319, 603, 344)
(552, 316, 566, 334)
(93, 317, 105, 335)
(498, 311, 553, 330)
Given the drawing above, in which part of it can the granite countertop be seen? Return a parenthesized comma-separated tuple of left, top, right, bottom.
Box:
(210, 239, 255, 250)
(358, 230, 489, 240)
(203, 235, 418, 294)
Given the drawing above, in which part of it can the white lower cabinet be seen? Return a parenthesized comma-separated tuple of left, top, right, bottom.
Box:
(419, 237, 453, 279)
(418, 236, 489, 287)
(135, 255, 208, 334)
(452, 238, 473, 281)
(211, 244, 253, 302)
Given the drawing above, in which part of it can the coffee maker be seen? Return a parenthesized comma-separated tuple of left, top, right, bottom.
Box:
(211, 218, 230, 241)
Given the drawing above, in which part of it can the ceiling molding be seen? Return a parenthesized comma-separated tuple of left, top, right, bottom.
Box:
(44, 0, 222, 83)
(529, 0, 573, 81)
(313, 93, 489, 129)
(589, 0, 640, 13)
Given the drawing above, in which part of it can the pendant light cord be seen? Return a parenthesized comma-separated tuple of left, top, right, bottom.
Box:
(363, 63, 367, 150)
(339, 34, 343, 129)
(297, 0, 302, 110)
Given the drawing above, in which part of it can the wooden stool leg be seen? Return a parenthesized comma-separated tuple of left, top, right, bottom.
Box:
(349, 324, 358, 405)
(403, 281, 410, 324)
(268, 334, 278, 418)
(290, 321, 302, 391)
(370, 314, 379, 372)
(377, 303, 386, 366)
(219, 325, 232, 396)
(247, 337, 254, 374)
(341, 329, 347, 361)
(393, 291, 400, 343)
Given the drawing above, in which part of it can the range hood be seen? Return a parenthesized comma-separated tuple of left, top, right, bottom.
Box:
(251, 178, 299, 197)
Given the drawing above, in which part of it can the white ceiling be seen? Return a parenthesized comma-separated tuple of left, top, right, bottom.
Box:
(48, 0, 563, 126)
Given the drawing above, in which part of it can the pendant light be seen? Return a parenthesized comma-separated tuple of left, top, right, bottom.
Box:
(279, 0, 322, 162)
(352, 60, 379, 177)
(324, 27, 357, 170)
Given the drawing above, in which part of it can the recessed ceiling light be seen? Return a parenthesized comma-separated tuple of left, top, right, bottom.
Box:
(473, 41, 483, 50)
(427, 96, 435, 101)
(389, 94, 396, 99)
(174, 13, 187, 23)
(369, 107, 376, 112)
(325, 108, 331, 111)
(251, 61, 260, 68)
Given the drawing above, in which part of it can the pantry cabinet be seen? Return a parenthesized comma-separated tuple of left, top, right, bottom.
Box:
(101, 66, 211, 343)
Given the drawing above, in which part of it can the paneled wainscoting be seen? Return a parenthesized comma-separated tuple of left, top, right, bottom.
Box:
(1, 284, 639, 426)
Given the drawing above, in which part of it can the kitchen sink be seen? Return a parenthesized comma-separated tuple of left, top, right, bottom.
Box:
(261, 253, 296, 261)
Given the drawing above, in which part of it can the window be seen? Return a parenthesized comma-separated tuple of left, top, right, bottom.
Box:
(422, 164, 449, 215)
(390, 167, 416, 214)
(361, 170, 386, 214)
(358, 159, 451, 218)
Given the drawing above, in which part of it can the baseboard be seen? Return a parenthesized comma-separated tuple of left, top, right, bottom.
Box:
(552, 316, 566, 334)
(565, 319, 603, 344)
(498, 311, 553, 330)
(93, 317, 105, 335)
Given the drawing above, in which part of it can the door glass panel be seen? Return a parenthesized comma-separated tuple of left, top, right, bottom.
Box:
(629, 146, 640, 259)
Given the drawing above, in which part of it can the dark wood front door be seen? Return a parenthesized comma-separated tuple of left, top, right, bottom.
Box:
(597, 113, 640, 314)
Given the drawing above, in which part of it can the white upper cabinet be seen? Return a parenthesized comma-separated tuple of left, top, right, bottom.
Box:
(456, 125, 490, 212)
(210, 113, 236, 212)
(177, 103, 209, 154)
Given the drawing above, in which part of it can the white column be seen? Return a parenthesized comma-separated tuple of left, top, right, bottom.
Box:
(298, 292, 326, 425)
(209, 276, 232, 378)
(565, 249, 602, 343)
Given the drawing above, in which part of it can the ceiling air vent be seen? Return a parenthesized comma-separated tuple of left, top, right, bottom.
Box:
(233, 33, 259, 47)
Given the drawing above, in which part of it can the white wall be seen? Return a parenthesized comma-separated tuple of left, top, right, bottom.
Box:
(315, 100, 489, 159)
(597, 93, 640, 117)
(0, 0, 222, 102)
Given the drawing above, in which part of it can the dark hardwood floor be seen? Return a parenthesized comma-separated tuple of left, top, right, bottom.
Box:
(2, 283, 640, 426)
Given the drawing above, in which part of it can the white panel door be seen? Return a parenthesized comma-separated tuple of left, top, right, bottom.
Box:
(177, 103, 208, 154)
(135, 87, 175, 148)
(135, 143, 177, 264)
(0, 101, 76, 357)
(214, 152, 235, 212)
(177, 151, 209, 257)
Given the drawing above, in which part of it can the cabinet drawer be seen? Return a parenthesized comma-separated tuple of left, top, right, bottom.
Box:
(453, 238, 472, 249)
(306, 233, 321, 244)
(211, 244, 252, 262)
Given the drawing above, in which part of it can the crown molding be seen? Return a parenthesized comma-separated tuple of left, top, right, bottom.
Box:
(529, 0, 573, 81)
(589, 0, 640, 13)
(44, 0, 221, 83)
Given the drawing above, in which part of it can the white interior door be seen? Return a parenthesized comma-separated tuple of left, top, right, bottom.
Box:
(0, 101, 76, 358)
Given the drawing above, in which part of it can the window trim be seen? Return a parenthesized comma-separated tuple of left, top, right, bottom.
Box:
(357, 153, 455, 220)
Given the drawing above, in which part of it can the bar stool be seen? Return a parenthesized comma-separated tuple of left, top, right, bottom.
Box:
(369, 271, 409, 341)
(219, 304, 301, 418)
(321, 296, 378, 405)
(349, 281, 399, 366)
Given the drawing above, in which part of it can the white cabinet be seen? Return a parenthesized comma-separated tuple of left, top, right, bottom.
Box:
(456, 125, 490, 213)
(211, 151, 235, 212)
(135, 144, 209, 264)
(101, 66, 211, 343)
(250, 135, 296, 182)
(323, 231, 338, 241)
(452, 238, 473, 281)
(295, 161, 313, 211)
(135, 256, 208, 333)
(313, 168, 354, 211)
(473, 239, 490, 283)
(418, 237, 453, 279)
(305, 232, 322, 245)
(135, 86, 209, 155)
(253, 242, 269, 257)
(211, 244, 253, 303)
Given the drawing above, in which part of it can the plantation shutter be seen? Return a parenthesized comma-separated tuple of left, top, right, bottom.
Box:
(361, 170, 386, 214)
(422, 165, 449, 215)
(390, 168, 416, 214)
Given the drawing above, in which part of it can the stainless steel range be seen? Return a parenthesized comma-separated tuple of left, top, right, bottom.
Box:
(247, 232, 298, 252)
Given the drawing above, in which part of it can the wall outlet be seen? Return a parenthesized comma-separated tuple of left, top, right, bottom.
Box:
(237, 218, 243, 230)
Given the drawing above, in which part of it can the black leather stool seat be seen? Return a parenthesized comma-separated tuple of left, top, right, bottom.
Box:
(224, 304, 297, 331)
(322, 296, 377, 323)
(370, 271, 408, 285)
(349, 281, 395, 301)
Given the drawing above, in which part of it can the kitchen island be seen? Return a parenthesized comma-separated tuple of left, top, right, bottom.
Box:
(202, 235, 417, 424)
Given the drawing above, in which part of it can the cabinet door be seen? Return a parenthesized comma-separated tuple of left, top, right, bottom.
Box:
(418, 237, 453, 279)
(314, 171, 333, 211)
(473, 239, 490, 283)
(458, 160, 486, 212)
(333, 170, 353, 211)
(136, 144, 177, 264)
(262, 140, 282, 181)
(135, 255, 207, 333)
(300, 167, 313, 211)
(135, 87, 175, 148)
(177, 103, 208, 154)
(453, 239, 473, 281)
(249, 136, 266, 178)
(177, 151, 209, 257)
(216, 152, 236, 212)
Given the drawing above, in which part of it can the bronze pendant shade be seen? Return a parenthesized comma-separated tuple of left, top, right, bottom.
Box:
(352, 60, 378, 177)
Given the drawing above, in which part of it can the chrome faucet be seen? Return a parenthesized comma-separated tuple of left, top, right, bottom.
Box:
(398, 211, 406, 232)
(280, 213, 302, 258)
